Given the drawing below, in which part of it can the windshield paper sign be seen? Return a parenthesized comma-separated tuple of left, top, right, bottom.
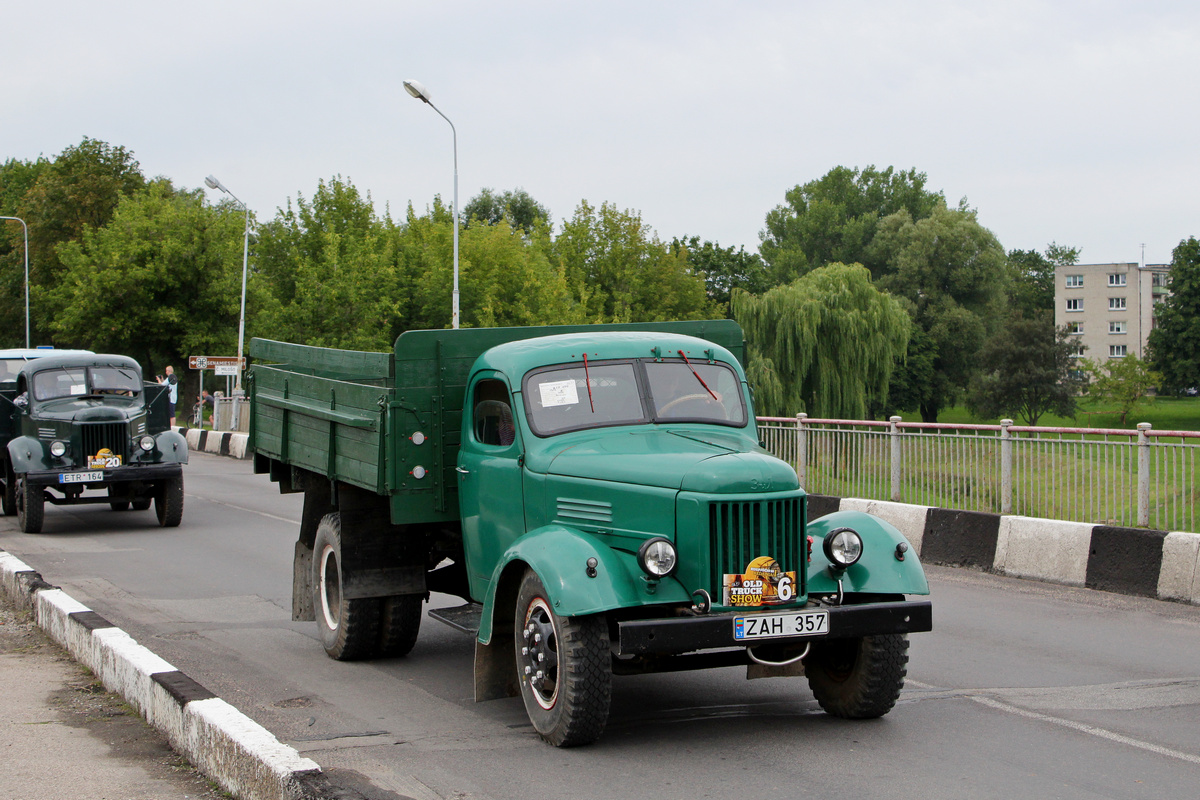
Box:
(722, 556, 797, 607)
(538, 379, 579, 408)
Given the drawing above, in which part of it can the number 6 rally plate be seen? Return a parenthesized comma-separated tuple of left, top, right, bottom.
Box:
(733, 610, 829, 641)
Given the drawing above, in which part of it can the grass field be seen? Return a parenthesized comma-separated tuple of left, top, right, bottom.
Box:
(904, 397, 1200, 432)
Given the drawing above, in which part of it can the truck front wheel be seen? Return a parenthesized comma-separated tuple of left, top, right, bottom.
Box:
(155, 475, 184, 527)
(16, 477, 44, 533)
(514, 569, 611, 747)
(805, 633, 909, 719)
(313, 513, 380, 660)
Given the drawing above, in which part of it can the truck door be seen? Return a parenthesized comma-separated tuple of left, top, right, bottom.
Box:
(457, 374, 524, 601)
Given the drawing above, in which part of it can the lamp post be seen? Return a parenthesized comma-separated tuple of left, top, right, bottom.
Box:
(0, 216, 30, 348)
(203, 175, 251, 392)
(403, 78, 460, 329)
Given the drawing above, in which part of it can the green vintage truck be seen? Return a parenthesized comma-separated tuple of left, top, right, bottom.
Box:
(249, 321, 931, 746)
(1, 352, 188, 533)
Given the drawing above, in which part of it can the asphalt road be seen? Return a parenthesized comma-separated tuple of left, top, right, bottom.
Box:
(3, 451, 1199, 800)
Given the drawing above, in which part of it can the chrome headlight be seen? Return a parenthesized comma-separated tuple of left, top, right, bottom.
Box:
(823, 527, 863, 568)
(49, 441, 67, 458)
(638, 537, 678, 578)
(138, 435, 155, 452)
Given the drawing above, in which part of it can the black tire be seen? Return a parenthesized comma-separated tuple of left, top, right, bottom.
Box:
(313, 513, 380, 660)
(378, 594, 423, 657)
(16, 477, 44, 534)
(108, 487, 129, 511)
(514, 569, 611, 747)
(805, 633, 909, 719)
(132, 499, 152, 511)
(2, 462, 15, 516)
(155, 475, 184, 527)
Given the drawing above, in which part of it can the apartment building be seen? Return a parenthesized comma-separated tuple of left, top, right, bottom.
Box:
(1055, 261, 1171, 362)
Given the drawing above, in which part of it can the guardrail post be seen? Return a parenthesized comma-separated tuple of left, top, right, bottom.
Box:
(1137, 423, 1151, 527)
(796, 413, 807, 488)
(1000, 419, 1013, 514)
(889, 415, 902, 502)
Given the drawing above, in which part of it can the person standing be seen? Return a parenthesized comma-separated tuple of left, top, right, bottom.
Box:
(158, 365, 179, 427)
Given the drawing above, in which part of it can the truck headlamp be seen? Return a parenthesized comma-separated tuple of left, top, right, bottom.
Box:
(823, 527, 863, 568)
(638, 537, 678, 578)
(50, 441, 67, 458)
(139, 435, 155, 452)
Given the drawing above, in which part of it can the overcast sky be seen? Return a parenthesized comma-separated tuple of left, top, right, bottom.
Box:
(5, 1, 1197, 265)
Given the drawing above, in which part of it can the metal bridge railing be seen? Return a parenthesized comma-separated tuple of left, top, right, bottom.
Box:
(757, 414, 1199, 533)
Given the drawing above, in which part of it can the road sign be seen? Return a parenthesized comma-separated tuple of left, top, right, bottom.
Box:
(214, 364, 239, 376)
(188, 356, 246, 370)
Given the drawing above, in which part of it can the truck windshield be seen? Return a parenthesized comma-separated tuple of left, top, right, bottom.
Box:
(32, 366, 142, 401)
(523, 358, 746, 436)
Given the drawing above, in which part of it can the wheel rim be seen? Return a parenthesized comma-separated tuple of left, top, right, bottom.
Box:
(318, 544, 341, 631)
(521, 597, 560, 710)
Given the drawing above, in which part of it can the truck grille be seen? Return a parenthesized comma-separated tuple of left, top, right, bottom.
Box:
(708, 497, 804, 602)
(80, 422, 129, 459)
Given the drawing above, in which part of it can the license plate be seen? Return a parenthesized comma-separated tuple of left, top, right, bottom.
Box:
(734, 610, 829, 641)
(88, 454, 122, 469)
(60, 471, 104, 484)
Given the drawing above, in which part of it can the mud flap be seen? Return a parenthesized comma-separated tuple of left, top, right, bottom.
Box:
(293, 539, 315, 621)
(474, 638, 519, 702)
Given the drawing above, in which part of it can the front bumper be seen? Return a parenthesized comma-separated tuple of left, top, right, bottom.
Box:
(24, 462, 183, 488)
(616, 599, 932, 656)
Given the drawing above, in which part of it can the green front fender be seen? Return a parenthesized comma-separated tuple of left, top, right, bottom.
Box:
(807, 510, 930, 596)
(7, 436, 49, 474)
(477, 524, 692, 645)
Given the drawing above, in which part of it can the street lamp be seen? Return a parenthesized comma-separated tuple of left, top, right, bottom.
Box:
(0, 216, 30, 348)
(203, 175, 251, 393)
(403, 78, 460, 329)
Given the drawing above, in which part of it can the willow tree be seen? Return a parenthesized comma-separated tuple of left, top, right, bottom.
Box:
(732, 263, 910, 419)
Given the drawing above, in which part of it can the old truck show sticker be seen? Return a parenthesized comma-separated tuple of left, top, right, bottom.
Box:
(722, 556, 796, 607)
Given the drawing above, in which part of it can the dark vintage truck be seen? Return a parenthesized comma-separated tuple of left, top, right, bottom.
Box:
(248, 320, 931, 746)
(1, 352, 188, 533)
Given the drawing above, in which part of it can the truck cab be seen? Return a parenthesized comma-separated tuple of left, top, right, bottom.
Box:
(250, 322, 931, 746)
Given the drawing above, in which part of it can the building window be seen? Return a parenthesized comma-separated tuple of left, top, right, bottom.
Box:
(1109, 321, 1126, 334)
(1108, 297, 1126, 310)
(1108, 273, 1127, 287)
(1152, 272, 1170, 288)
(1070, 346, 1086, 358)
(1065, 275, 1084, 288)
(1067, 321, 1083, 335)
(1109, 345, 1127, 358)
(1066, 298, 1083, 312)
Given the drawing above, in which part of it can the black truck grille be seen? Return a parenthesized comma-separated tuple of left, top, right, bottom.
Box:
(80, 422, 129, 459)
(708, 497, 804, 601)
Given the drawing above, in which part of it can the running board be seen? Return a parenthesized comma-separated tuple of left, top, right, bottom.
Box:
(428, 602, 482, 635)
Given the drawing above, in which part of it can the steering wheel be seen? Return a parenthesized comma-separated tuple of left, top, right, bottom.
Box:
(659, 393, 721, 416)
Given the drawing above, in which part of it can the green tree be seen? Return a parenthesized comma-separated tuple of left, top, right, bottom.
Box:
(731, 263, 910, 418)
(871, 203, 1009, 422)
(555, 201, 713, 322)
(13, 138, 145, 344)
(1007, 241, 1079, 317)
(254, 176, 401, 350)
(965, 312, 1087, 425)
(1083, 352, 1163, 426)
(462, 187, 550, 233)
(48, 179, 247, 378)
(671, 236, 770, 315)
(1147, 236, 1200, 394)
(759, 166, 944, 284)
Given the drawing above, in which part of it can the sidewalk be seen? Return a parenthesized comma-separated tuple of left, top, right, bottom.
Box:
(0, 587, 227, 800)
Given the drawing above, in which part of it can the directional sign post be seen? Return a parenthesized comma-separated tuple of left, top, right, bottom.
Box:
(188, 357, 248, 430)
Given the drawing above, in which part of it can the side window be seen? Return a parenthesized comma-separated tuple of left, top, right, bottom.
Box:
(471, 378, 516, 447)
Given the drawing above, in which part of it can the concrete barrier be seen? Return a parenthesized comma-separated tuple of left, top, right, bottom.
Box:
(1, 552, 324, 800)
(180, 427, 252, 460)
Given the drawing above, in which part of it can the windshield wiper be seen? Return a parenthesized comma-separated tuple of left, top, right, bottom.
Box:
(677, 350, 718, 400)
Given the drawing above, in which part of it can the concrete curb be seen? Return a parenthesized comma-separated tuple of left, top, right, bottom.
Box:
(810, 495, 1200, 604)
(178, 426, 252, 459)
(0, 550, 327, 800)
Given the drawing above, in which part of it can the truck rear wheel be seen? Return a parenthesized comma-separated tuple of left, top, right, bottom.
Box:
(17, 477, 44, 533)
(313, 513, 380, 660)
(2, 461, 16, 516)
(514, 569, 611, 747)
(378, 595, 422, 657)
(155, 475, 184, 527)
(109, 487, 130, 511)
(805, 633, 909, 719)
